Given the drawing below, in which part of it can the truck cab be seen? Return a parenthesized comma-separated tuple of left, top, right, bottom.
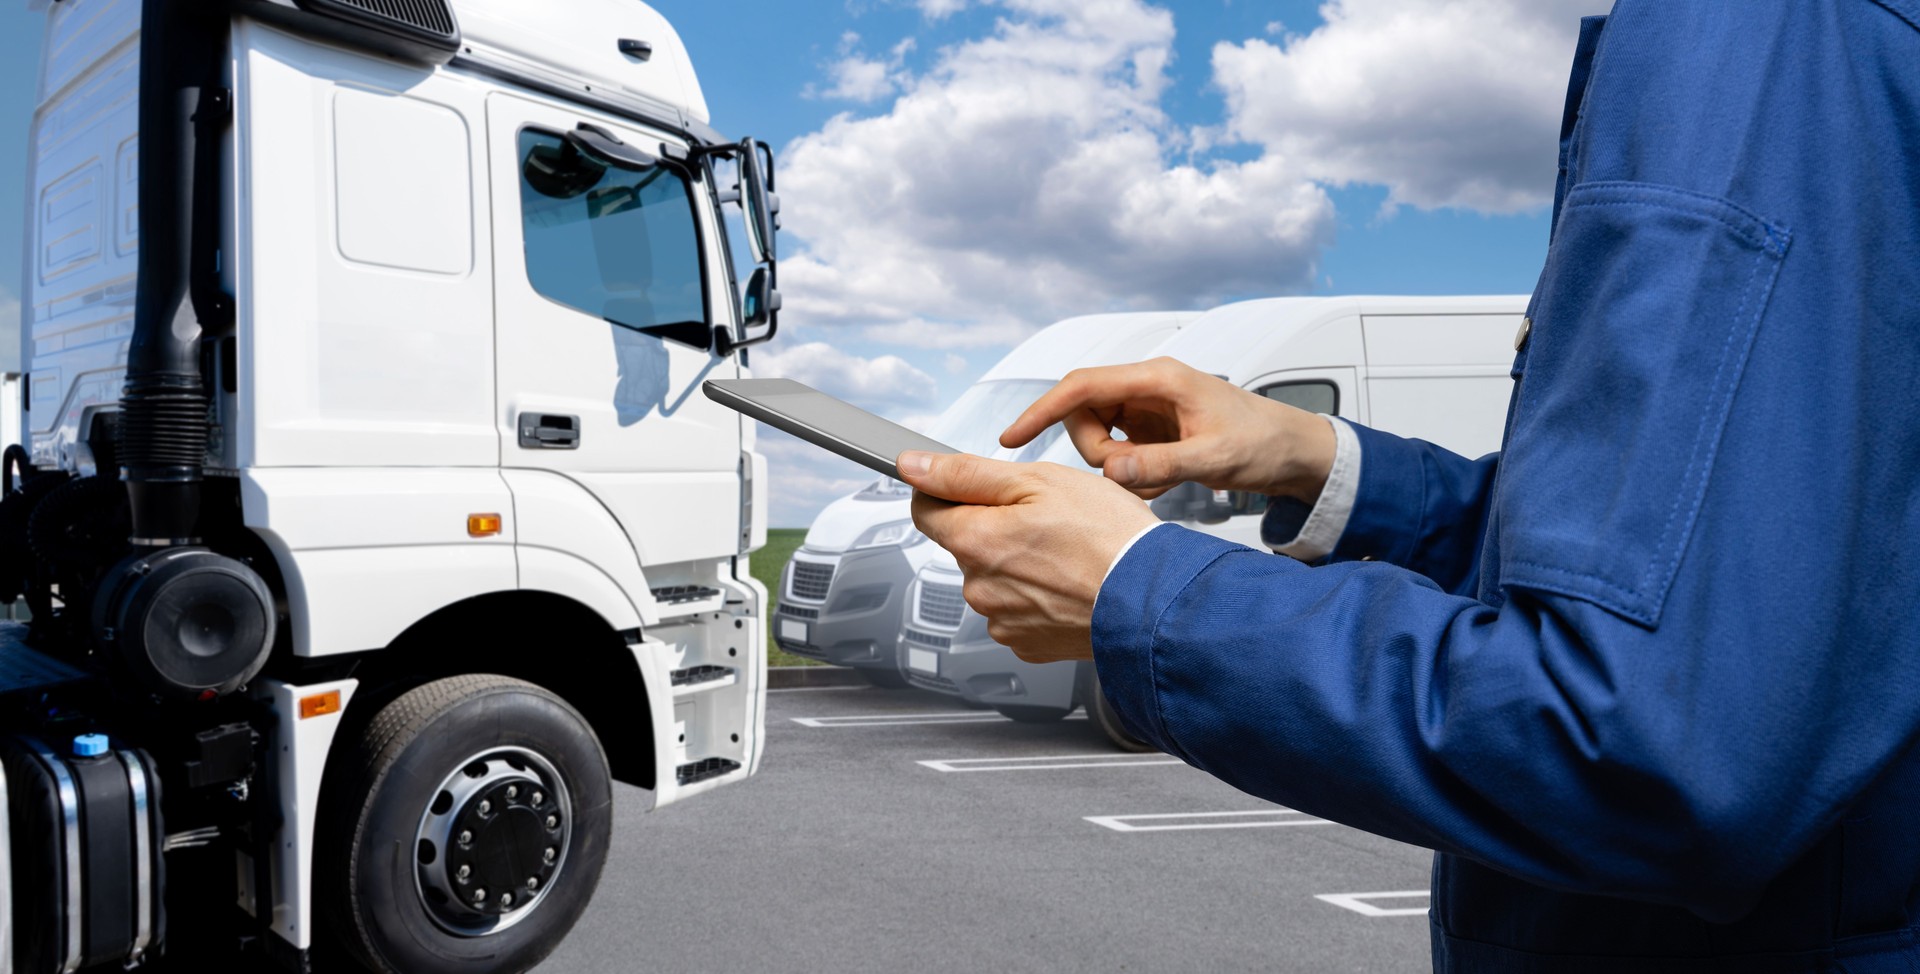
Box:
(898, 296, 1524, 748)
(4, 1, 775, 971)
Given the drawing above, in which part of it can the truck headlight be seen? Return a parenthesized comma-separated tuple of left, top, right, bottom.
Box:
(852, 519, 926, 550)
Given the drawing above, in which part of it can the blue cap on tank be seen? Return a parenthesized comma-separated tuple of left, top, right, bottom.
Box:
(72, 733, 110, 758)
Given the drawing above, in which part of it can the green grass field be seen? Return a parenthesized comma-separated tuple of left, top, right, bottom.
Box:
(749, 529, 820, 667)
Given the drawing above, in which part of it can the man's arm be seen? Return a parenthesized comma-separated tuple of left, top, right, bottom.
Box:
(1261, 418, 1501, 597)
(911, 0, 1920, 924)
(1095, 0, 1920, 921)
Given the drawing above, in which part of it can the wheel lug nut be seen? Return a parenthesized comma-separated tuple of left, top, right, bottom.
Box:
(458, 830, 472, 846)
(543, 847, 556, 863)
(531, 791, 543, 806)
(526, 877, 539, 891)
(545, 814, 559, 829)
(473, 888, 487, 904)
(501, 892, 514, 907)
(506, 785, 518, 800)
(478, 799, 492, 815)
(457, 864, 471, 881)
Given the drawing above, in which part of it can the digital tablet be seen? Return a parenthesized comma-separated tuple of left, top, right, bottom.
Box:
(703, 378, 961, 483)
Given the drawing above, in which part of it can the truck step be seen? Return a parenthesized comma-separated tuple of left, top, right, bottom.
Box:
(675, 757, 741, 786)
(650, 585, 722, 606)
(670, 664, 734, 688)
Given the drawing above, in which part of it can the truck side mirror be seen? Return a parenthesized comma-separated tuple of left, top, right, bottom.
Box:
(719, 267, 780, 356)
(721, 139, 781, 356)
(738, 140, 776, 265)
(743, 268, 781, 329)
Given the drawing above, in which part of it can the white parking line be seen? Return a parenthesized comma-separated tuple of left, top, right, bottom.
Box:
(917, 753, 1183, 773)
(794, 712, 1006, 728)
(1314, 891, 1431, 917)
(1084, 809, 1332, 832)
(792, 713, 1089, 728)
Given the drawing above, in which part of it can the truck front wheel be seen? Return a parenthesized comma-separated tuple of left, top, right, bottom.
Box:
(319, 675, 613, 974)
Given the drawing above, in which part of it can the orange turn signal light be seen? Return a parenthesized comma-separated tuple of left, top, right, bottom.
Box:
(299, 690, 342, 720)
(468, 513, 503, 538)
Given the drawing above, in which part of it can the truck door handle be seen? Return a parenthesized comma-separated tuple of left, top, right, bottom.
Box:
(518, 414, 581, 450)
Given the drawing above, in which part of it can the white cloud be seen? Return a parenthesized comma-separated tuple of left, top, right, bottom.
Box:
(1213, 0, 1609, 213)
(917, 0, 969, 18)
(812, 33, 918, 103)
(778, 0, 1336, 352)
(753, 341, 938, 410)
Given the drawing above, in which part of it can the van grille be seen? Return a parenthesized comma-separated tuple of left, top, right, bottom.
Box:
(789, 561, 835, 602)
(903, 629, 951, 649)
(918, 582, 966, 629)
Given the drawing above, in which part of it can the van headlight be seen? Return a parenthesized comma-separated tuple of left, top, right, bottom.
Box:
(852, 519, 926, 550)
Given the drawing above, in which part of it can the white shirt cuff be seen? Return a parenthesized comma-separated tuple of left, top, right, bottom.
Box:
(1101, 521, 1165, 587)
(1270, 415, 1361, 561)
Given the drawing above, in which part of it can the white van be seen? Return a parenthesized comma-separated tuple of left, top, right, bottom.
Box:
(772, 312, 1199, 685)
(899, 296, 1524, 747)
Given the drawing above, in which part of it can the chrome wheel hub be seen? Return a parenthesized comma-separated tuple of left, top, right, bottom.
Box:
(413, 747, 572, 936)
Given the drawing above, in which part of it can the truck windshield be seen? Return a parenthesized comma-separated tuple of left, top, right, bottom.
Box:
(518, 129, 707, 345)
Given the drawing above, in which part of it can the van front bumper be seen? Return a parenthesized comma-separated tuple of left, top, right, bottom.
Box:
(898, 622, 1079, 712)
(772, 547, 912, 671)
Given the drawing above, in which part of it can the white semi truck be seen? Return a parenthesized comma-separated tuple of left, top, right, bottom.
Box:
(3, 1, 775, 971)
(900, 296, 1525, 747)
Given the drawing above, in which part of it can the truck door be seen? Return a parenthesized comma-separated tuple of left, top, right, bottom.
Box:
(486, 94, 742, 568)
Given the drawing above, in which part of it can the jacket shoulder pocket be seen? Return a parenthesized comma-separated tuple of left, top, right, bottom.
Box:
(1498, 181, 1790, 627)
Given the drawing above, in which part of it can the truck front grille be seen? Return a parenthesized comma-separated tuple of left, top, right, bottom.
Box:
(918, 582, 966, 629)
(789, 560, 835, 601)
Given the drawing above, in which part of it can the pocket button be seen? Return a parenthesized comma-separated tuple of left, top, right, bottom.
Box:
(1514, 316, 1533, 352)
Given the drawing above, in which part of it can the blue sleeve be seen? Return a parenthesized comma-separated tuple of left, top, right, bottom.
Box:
(1324, 424, 1498, 598)
(1094, 0, 1920, 924)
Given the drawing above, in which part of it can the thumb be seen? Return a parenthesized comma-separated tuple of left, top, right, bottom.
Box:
(1104, 441, 1188, 491)
(897, 451, 1031, 506)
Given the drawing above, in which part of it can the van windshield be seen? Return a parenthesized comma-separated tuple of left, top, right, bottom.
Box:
(517, 129, 708, 347)
(858, 379, 1065, 498)
(925, 379, 1063, 459)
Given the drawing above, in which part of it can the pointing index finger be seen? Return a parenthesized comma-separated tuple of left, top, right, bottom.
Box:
(999, 364, 1160, 449)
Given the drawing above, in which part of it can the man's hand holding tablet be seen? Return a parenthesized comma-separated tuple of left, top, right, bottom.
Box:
(703, 377, 1158, 661)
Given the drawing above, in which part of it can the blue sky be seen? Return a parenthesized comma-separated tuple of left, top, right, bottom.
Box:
(0, 0, 1601, 525)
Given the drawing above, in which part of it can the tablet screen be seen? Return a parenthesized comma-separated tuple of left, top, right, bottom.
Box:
(704, 378, 960, 481)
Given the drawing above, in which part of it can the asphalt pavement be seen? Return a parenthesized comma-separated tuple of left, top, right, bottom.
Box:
(537, 682, 1435, 973)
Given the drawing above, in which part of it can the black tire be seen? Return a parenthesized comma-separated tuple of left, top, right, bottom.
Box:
(318, 675, 613, 974)
(1080, 663, 1157, 753)
(994, 703, 1073, 723)
(859, 666, 911, 689)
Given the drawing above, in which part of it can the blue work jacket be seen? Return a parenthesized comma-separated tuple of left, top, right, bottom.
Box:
(1092, 2, 1920, 970)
